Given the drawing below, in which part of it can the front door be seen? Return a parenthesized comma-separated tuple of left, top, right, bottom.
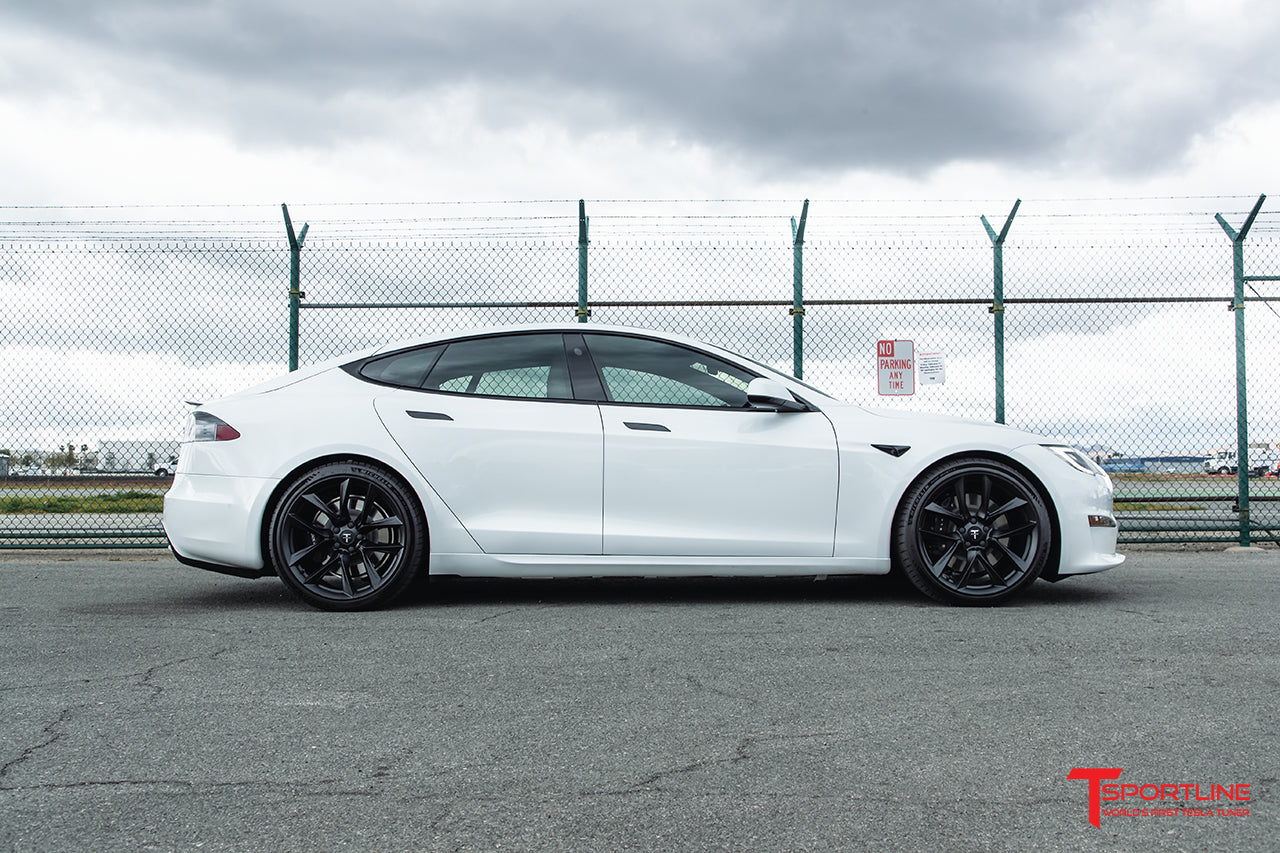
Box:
(582, 333, 838, 557)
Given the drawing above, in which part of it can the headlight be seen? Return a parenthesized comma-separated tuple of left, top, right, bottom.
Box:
(1043, 444, 1103, 475)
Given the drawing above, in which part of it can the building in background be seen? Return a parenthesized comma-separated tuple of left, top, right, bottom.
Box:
(98, 440, 181, 473)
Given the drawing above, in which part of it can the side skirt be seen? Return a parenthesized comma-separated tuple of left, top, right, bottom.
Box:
(429, 553, 891, 579)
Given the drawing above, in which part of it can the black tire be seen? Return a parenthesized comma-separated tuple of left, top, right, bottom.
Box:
(268, 460, 426, 611)
(894, 457, 1052, 605)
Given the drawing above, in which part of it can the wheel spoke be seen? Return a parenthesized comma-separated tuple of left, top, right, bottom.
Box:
(988, 496, 1029, 520)
(361, 515, 402, 531)
(300, 492, 333, 519)
(362, 541, 404, 555)
(990, 537, 1034, 573)
(338, 478, 353, 523)
(301, 553, 338, 584)
(920, 527, 962, 544)
(923, 501, 964, 525)
(977, 551, 1010, 586)
(351, 485, 373, 526)
(993, 519, 1037, 542)
(924, 537, 962, 577)
(285, 539, 325, 568)
(286, 511, 330, 538)
(360, 552, 385, 588)
(338, 557, 356, 596)
(951, 549, 982, 589)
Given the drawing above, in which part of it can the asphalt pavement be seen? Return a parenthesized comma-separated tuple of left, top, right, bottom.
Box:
(1, 546, 1276, 852)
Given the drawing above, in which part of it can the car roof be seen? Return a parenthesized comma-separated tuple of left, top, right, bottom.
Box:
(369, 323, 729, 356)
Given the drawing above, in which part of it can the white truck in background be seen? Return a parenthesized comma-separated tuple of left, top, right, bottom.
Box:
(1204, 447, 1280, 477)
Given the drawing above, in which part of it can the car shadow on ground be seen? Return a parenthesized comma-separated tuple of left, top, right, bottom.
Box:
(149, 568, 1120, 613)
(404, 571, 1118, 609)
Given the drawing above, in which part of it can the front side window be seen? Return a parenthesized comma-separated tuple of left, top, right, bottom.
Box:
(583, 334, 756, 407)
(424, 334, 572, 400)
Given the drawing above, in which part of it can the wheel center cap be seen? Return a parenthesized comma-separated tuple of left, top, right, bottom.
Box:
(336, 528, 360, 550)
(964, 524, 988, 547)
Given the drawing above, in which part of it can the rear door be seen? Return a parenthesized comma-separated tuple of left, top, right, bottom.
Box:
(369, 332, 604, 555)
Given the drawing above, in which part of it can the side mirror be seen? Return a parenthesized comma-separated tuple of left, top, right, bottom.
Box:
(747, 377, 807, 412)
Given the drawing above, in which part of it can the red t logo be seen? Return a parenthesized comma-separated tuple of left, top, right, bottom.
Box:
(1068, 767, 1124, 828)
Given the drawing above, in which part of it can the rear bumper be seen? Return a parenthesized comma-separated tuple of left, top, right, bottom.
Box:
(167, 537, 271, 579)
(162, 471, 278, 574)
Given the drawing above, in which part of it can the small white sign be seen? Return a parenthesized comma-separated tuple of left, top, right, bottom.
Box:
(877, 339, 914, 395)
(918, 351, 946, 385)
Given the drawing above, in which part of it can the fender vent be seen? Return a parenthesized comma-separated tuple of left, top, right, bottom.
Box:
(872, 444, 911, 458)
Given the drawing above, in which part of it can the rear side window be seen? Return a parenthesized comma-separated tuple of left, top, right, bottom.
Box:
(424, 334, 573, 400)
(358, 346, 443, 388)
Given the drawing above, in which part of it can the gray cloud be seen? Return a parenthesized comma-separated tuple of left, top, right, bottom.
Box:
(3, 0, 1278, 176)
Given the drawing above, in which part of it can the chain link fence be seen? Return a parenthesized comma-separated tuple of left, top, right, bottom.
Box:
(2, 198, 1277, 549)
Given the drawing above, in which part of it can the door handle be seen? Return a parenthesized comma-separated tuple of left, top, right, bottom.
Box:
(406, 410, 453, 421)
(623, 422, 670, 432)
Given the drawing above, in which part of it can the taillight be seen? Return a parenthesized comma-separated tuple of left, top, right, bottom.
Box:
(185, 411, 241, 442)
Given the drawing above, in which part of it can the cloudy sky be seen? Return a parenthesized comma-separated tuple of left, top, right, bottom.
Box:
(2, 0, 1278, 204)
(3, 0, 1278, 458)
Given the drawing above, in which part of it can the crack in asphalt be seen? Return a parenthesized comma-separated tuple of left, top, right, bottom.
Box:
(627, 731, 840, 792)
(0, 645, 234, 785)
(0, 707, 73, 781)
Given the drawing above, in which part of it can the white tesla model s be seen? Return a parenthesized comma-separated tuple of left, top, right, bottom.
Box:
(163, 324, 1122, 610)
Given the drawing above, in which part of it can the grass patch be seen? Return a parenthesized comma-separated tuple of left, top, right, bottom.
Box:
(1114, 501, 1207, 512)
(0, 491, 164, 514)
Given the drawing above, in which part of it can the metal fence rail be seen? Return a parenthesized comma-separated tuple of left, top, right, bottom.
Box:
(2, 197, 1277, 549)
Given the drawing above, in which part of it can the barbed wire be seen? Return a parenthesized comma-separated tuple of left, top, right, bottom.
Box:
(0, 197, 1273, 241)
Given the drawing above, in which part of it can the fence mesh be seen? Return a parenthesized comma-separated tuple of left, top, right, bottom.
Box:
(2, 199, 1278, 549)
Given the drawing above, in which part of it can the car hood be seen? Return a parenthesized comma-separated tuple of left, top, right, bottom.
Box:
(825, 403, 1050, 449)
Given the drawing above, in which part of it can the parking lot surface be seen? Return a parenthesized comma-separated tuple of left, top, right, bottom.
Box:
(1, 547, 1276, 852)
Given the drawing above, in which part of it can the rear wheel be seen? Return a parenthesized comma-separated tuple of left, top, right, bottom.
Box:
(894, 457, 1051, 605)
(268, 460, 426, 610)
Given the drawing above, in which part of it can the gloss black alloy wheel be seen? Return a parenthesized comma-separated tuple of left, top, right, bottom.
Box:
(268, 461, 426, 610)
(895, 458, 1052, 605)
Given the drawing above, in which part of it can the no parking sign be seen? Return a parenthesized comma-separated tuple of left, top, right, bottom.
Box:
(877, 340, 914, 395)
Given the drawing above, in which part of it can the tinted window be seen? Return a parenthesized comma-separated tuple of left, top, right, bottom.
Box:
(425, 334, 572, 400)
(359, 346, 443, 388)
(583, 334, 755, 407)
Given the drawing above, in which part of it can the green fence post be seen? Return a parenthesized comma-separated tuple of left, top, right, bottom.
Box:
(282, 203, 309, 371)
(577, 199, 590, 323)
(981, 200, 1021, 424)
(791, 199, 809, 379)
(1215, 193, 1266, 547)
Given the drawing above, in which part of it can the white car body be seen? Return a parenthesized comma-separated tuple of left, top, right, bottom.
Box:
(164, 324, 1121, 608)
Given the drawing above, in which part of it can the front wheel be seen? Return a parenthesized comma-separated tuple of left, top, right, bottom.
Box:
(894, 458, 1052, 605)
(268, 460, 426, 610)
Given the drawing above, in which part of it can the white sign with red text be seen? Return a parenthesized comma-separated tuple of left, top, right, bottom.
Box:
(877, 340, 914, 395)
